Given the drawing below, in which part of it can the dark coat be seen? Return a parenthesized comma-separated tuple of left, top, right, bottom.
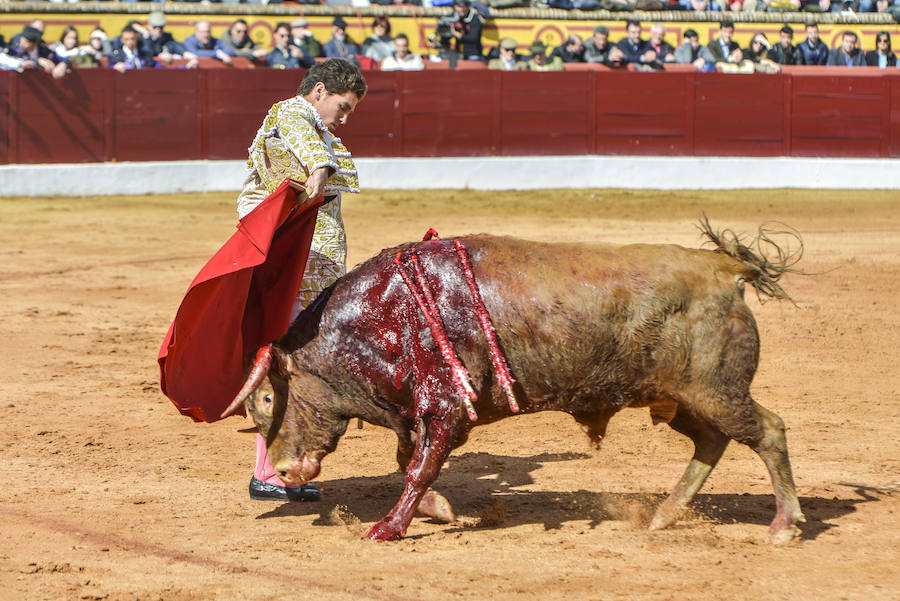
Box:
(266, 45, 314, 69)
(616, 37, 654, 64)
(797, 38, 829, 65)
(707, 37, 740, 63)
(143, 31, 185, 57)
(827, 48, 865, 67)
(767, 43, 800, 65)
(107, 46, 156, 69)
(865, 50, 897, 67)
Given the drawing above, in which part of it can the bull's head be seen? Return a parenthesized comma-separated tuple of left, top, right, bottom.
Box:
(221, 344, 349, 486)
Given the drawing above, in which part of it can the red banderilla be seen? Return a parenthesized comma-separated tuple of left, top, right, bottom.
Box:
(394, 230, 519, 421)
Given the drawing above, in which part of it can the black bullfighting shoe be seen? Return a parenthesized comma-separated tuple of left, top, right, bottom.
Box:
(249, 477, 322, 502)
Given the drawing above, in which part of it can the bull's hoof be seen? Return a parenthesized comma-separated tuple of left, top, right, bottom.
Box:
(366, 520, 404, 541)
(767, 512, 804, 545)
(416, 490, 456, 523)
(647, 502, 681, 531)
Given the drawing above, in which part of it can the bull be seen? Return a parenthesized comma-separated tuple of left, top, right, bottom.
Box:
(223, 220, 806, 543)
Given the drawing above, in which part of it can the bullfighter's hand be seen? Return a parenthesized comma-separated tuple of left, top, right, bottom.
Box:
(304, 166, 329, 201)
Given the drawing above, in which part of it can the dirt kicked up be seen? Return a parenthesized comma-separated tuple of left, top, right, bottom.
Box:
(0, 188, 897, 601)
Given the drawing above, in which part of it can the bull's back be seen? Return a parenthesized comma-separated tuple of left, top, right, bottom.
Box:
(459, 235, 753, 410)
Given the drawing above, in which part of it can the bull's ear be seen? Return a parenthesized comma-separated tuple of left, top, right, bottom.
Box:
(271, 345, 296, 376)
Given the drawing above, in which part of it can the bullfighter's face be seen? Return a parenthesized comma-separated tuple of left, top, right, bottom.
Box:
(246, 364, 348, 487)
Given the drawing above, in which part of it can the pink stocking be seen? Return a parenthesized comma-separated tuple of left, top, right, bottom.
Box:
(254, 433, 288, 486)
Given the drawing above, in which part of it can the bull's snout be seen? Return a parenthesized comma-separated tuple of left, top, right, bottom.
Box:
(274, 455, 321, 486)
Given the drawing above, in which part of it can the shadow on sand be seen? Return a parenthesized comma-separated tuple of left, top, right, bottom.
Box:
(256, 451, 888, 541)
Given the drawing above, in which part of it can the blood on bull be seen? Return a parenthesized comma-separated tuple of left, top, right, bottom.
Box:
(223, 220, 807, 543)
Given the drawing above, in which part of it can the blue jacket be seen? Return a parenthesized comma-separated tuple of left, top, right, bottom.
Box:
(323, 38, 359, 60)
(266, 45, 314, 69)
(616, 38, 655, 64)
(183, 35, 235, 59)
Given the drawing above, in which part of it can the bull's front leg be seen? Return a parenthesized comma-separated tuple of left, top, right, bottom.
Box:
(367, 414, 459, 541)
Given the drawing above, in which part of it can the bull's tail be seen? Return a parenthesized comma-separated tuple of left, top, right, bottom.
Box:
(698, 215, 804, 304)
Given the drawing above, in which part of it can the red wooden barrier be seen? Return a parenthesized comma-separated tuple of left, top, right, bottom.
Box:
(2, 68, 899, 164)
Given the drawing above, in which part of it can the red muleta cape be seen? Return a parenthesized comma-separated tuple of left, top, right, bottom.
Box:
(158, 179, 321, 423)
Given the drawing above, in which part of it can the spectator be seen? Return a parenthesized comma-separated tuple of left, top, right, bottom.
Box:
(822, 0, 875, 11)
(324, 17, 359, 62)
(184, 20, 235, 66)
(583, 25, 625, 66)
(828, 31, 865, 66)
(743, 33, 782, 72)
(381, 33, 425, 71)
(267, 22, 314, 69)
(797, 23, 829, 65)
(526, 40, 564, 71)
(144, 11, 192, 65)
(763, 0, 802, 10)
(648, 23, 675, 63)
(743, 33, 771, 63)
(88, 28, 112, 59)
(674, 28, 715, 70)
(221, 19, 268, 60)
(291, 18, 323, 59)
(767, 25, 800, 65)
(8, 18, 46, 50)
(708, 21, 743, 65)
(865, 32, 897, 68)
(550, 35, 585, 63)
(6, 25, 68, 79)
(52, 26, 98, 68)
(108, 26, 156, 73)
(361, 16, 394, 62)
(451, 0, 484, 61)
(488, 37, 527, 70)
(111, 20, 147, 53)
(616, 20, 658, 68)
(679, 0, 724, 11)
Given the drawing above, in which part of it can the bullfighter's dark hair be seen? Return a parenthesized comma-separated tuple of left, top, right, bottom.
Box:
(297, 58, 368, 100)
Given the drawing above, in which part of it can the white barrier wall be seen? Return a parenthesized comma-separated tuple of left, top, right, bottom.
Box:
(1, 156, 899, 197)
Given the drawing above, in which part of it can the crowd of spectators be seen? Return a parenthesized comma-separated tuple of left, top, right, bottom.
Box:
(486, 19, 898, 72)
(0, 10, 897, 76)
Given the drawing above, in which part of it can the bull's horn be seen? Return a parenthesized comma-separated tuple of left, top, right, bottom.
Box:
(220, 344, 274, 419)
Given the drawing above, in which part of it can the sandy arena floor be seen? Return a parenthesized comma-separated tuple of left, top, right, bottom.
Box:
(0, 188, 897, 601)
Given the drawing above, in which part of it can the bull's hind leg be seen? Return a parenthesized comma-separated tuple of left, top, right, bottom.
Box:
(746, 400, 805, 544)
(649, 408, 730, 531)
(691, 395, 805, 543)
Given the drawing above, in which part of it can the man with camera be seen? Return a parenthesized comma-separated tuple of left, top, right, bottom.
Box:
(449, 0, 484, 61)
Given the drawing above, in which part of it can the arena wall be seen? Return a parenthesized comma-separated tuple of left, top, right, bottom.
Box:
(2, 68, 899, 165)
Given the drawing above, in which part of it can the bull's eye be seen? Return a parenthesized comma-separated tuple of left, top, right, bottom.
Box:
(263, 394, 273, 405)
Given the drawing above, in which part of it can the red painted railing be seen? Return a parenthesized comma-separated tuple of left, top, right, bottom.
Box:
(2, 67, 899, 164)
